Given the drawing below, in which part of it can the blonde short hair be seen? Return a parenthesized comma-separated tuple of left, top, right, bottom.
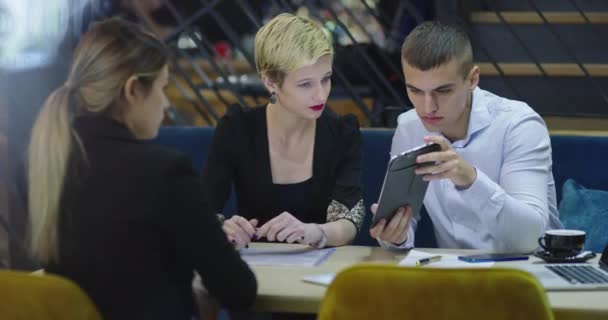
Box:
(255, 13, 333, 86)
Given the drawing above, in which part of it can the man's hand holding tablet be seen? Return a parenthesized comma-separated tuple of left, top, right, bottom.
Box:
(416, 135, 477, 188)
(370, 204, 413, 245)
(369, 142, 440, 245)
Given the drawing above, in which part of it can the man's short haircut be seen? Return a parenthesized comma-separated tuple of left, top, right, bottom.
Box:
(401, 21, 473, 77)
(255, 13, 333, 86)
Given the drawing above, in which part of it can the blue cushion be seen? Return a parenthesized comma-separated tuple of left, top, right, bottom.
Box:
(559, 179, 608, 253)
(356, 130, 393, 246)
(150, 127, 237, 215)
(152, 127, 214, 174)
(551, 136, 608, 203)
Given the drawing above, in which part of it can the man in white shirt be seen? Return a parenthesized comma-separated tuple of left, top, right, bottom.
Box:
(370, 21, 562, 253)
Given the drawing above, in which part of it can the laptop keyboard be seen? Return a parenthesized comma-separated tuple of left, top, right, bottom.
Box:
(546, 265, 608, 284)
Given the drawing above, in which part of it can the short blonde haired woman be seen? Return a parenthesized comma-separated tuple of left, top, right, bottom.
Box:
(204, 13, 365, 249)
(28, 18, 256, 320)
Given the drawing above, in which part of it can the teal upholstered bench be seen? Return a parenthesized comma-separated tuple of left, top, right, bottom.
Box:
(151, 128, 608, 251)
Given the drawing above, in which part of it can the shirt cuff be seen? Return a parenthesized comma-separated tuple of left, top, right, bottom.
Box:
(376, 225, 415, 250)
(455, 168, 503, 227)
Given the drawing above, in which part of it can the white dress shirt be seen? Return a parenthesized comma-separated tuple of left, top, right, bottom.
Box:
(380, 87, 562, 253)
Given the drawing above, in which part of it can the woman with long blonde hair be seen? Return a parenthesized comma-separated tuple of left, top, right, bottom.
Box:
(28, 18, 256, 319)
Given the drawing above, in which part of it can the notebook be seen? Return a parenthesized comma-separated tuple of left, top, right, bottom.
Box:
(517, 243, 608, 291)
(240, 247, 335, 267)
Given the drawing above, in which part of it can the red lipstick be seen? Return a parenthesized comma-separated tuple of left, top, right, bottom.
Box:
(309, 104, 324, 111)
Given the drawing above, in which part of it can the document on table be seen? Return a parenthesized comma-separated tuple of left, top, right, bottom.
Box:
(302, 273, 336, 286)
(399, 250, 495, 268)
(300, 250, 494, 287)
(240, 247, 335, 267)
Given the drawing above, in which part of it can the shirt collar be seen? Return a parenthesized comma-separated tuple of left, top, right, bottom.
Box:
(452, 87, 491, 148)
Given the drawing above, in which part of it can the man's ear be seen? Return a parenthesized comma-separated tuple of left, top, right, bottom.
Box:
(261, 73, 277, 94)
(467, 65, 480, 90)
(122, 75, 141, 106)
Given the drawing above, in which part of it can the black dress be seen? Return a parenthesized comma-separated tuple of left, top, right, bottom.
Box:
(202, 105, 365, 231)
(46, 115, 257, 320)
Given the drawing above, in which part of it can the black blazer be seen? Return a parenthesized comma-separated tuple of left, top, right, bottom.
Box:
(46, 116, 256, 320)
(202, 105, 365, 229)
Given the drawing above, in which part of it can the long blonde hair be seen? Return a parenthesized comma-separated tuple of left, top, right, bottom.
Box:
(28, 18, 168, 264)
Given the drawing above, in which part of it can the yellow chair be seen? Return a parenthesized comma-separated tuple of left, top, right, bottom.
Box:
(318, 264, 554, 320)
(0, 270, 102, 320)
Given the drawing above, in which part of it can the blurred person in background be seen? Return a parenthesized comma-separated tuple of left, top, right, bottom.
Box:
(0, 0, 109, 270)
(27, 18, 256, 319)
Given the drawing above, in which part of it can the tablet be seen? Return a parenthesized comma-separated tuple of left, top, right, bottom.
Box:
(371, 143, 441, 227)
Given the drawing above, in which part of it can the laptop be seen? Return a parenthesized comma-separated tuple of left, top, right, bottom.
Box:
(517, 243, 608, 291)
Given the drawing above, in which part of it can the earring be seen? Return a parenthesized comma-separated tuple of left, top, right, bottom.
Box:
(269, 91, 277, 104)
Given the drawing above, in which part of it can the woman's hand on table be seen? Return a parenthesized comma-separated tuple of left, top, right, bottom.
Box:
(256, 211, 323, 245)
(222, 215, 258, 249)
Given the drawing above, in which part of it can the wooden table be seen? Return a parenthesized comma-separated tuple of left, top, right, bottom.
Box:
(248, 243, 608, 320)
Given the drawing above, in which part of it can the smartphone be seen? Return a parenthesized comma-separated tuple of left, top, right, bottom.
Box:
(458, 253, 530, 263)
(372, 142, 441, 227)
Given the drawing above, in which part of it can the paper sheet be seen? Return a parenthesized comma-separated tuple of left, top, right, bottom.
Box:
(399, 250, 495, 268)
(301, 273, 336, 286)
(299, 250, 494, 287)
(240, 247, 335, 267)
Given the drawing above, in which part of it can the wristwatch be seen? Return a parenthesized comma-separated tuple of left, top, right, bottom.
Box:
(311, 224, 328, 249)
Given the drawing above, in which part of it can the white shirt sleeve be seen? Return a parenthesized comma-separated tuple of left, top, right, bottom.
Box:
(454, 113, 551, 253)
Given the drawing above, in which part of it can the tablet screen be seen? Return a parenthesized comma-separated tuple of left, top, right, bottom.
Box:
(372, 143, 440, 227)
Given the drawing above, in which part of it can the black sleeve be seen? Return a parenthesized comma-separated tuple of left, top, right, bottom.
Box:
(201, 108, 240, 214)
(327, 115, 365, 230)
(164, 156, 256, 311)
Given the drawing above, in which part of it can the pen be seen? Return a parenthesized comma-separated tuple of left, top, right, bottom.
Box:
(416, 255, 442, 266)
